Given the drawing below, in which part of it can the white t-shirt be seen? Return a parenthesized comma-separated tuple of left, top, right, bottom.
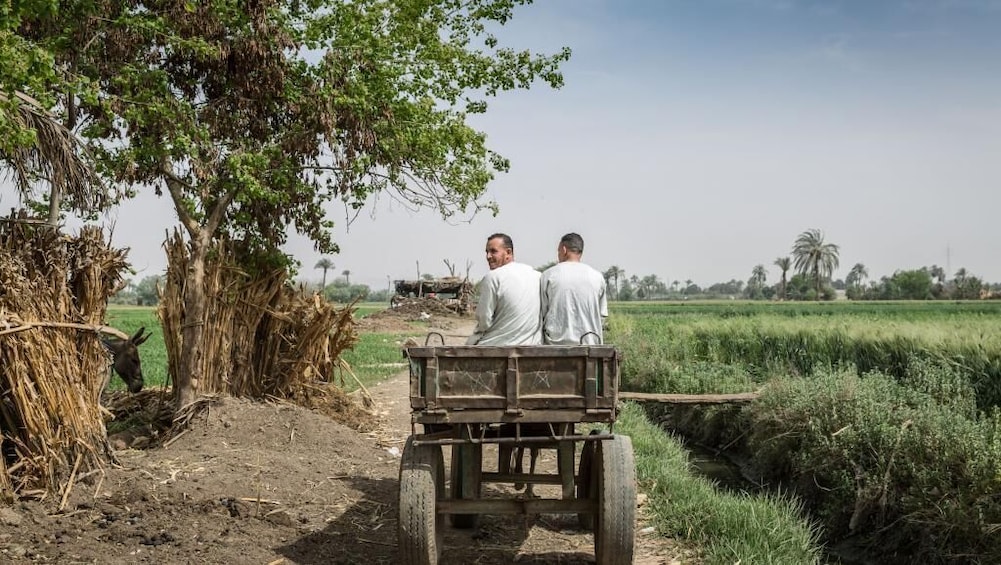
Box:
(540, 261, 607, 345)
(467, 262, 542, 345)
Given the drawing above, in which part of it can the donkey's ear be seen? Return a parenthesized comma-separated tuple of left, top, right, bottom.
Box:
(132, 327, 151, 346)
(100, 338, 117, 353)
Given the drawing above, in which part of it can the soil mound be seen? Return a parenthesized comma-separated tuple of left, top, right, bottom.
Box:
(1, 397, 402, 564)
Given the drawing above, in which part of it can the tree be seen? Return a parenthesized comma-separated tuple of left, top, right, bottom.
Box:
(341, 269, 351, 286)
(846, 263, 868, 299)
(746, 264, 767, 299)
(1, 5, 102, 224)
(791, 229, 840, 300)
(315, 258, 334, 290)
(133, 275, 163, 306)
(640, 274, 664, 299)
(603, 266, 624, 300)
(951, 268, 985, 300)
(774, 257, 791, 300)
(21, 0, 570, 410)
(929, 264, 947, 298)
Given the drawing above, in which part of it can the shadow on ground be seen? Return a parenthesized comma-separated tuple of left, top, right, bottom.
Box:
(277, 476, 598, 564)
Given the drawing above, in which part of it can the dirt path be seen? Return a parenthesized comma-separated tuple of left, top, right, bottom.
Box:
(1, 316, 696, 564)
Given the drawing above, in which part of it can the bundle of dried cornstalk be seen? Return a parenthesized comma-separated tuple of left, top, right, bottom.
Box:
(160, 230, 360, 409)
(0, 213, 129, 502)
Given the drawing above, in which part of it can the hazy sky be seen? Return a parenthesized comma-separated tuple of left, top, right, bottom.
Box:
(5, 0, 1000, 290)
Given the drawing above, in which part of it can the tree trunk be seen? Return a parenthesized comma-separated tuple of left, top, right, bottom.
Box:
(175, 236, 208, 410)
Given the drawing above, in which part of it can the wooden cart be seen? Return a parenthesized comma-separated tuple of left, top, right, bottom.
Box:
(398, 337, 636, 565)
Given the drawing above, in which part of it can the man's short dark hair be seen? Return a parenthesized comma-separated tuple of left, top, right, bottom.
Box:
(559, 233, 584, 254)
(488, 233, 514, 251)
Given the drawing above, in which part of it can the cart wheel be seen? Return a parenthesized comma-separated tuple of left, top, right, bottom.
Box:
(449, 443, 482, 529)
(594, 435, 636, 565)
(399, 438, 445, 565)
(576, 430, 601, 530)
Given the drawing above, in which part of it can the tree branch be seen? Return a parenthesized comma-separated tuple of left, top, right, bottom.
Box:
(160, 160, 202, 239)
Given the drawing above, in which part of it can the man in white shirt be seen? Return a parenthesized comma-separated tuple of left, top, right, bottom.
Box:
(466, 233, 542, 345)
(540, 233, 607, 345)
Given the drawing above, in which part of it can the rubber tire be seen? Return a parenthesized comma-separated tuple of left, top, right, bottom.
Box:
(594, 435, 636, 565)
(399, 438, 444, 565)
(449, 443, 482, 529)
(576, 430, 601, 531)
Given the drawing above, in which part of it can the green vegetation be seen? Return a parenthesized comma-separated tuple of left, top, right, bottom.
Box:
(338, 331, 412, 392)
(105, 306, 168, 389)
(611, 301, 1001, 407)
(746, 368, 1001, 562)
(616, 403, 822, 565)
(608, 300, 1001, 563)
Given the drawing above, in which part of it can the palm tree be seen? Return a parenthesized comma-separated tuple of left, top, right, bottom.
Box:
(603, 266, 624, 299)
(314, 258, 334, 289)
(750, 264, 767, 287)
(792, 229, 840, 299)
(641, 274, 661, 299)
(342, 269, 351, 285)
(1, 91, 108, 225)
(774, 257, 791, 300)
(847, 263, 868, 293)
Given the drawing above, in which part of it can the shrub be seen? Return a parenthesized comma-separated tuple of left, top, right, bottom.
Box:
(745, 367, 1001, 563)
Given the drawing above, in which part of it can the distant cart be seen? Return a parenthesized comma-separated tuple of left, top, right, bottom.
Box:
(398, 336, 635, 565)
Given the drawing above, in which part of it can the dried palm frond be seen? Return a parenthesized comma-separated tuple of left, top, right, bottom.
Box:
(0, 91, 110, 220)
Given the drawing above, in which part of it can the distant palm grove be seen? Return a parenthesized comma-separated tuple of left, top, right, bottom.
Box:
(603, 229, 999, 302)
(114, 228, 999, 305)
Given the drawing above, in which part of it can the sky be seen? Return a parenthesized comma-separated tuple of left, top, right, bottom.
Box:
(4, 0, 1000, 290)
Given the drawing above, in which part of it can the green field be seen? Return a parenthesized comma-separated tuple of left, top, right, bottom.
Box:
(607, 300, 1001, 564)
(104, 306, 169, 390)
(610, 300, 1001, 406)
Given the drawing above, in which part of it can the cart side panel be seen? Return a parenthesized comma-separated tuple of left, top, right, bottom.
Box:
(407, 346, 621, 423)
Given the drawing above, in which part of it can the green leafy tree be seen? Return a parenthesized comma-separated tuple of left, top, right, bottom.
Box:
(951, 268, 985, 300)
(20, 0, 569, 410)
(893, 269, 934, 300)
(325, 280, 370, 303)
(134, 275, 163, 306)
(618, 278, 635, 301)
(792, 229, 840, 300)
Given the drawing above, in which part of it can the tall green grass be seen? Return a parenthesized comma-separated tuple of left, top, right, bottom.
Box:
(616, 403, 822, 565)
(609, 301, 1001, 563)
(745, 367, 1001, 563)
(609, 304, 1001, 407)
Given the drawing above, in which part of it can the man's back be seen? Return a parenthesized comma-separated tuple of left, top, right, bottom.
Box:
(541, 261, 607, 345)
(468, 262, 542, 345)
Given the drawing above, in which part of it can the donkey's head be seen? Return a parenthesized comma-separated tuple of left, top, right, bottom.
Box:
(102, 327, 151, 393)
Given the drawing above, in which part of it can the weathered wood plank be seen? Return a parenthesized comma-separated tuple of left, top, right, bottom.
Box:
(619, 391, 759, 404)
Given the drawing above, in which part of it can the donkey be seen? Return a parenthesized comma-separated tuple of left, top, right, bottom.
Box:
(101, 327, 151, 393)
